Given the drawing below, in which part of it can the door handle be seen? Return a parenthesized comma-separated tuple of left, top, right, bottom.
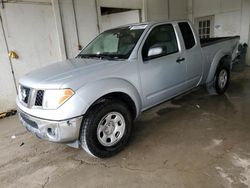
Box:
(176, 57, 185, 63)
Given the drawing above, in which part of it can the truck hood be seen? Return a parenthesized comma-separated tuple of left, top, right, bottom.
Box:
(19, 58, 126, 90)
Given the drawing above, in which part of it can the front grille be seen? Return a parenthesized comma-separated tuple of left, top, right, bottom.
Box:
(19, 85, 44, 107)
(20, 86, 30, 104)
(35, 90, 44, 106)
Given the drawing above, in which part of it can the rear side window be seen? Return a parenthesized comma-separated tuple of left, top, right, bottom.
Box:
(178, 22, 196, 50)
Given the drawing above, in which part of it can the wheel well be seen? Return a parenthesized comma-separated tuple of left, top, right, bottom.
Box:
(90, 92, 137, 120)
(219, 55, 232, 70)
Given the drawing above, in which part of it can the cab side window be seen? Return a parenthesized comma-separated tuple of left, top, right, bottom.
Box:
(142, 24, 178, 61)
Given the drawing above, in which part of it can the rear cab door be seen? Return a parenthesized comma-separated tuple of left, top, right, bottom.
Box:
(178, 22, 203, 88)
(138, 22, 187, 109)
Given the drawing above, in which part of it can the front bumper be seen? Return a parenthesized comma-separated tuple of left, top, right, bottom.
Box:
(18, 110, 83, 143)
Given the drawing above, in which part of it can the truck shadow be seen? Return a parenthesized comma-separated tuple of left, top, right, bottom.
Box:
(130, 77, 247, 148)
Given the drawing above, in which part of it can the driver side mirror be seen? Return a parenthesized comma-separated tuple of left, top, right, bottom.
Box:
(147, 47, 163, 57)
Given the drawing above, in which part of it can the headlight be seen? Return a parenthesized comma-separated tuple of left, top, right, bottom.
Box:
(42, 89, 74, 110)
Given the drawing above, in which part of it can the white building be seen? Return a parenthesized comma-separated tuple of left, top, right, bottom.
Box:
(0, 0, 250, 113)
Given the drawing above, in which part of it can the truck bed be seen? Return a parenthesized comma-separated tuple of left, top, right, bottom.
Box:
(200, 36, 240, 47)
(200, 36, 240, 82)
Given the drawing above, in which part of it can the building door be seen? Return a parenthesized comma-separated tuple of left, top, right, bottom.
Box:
(0, 2, 60, 113)
(195, 16, 214, 39)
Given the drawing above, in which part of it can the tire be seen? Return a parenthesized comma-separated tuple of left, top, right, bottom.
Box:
(207, 63, 230, 95)
(80, 99, 132, 158)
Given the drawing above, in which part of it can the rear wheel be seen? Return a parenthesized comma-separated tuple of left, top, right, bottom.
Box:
(216, 68, 229, 93)
(207, 63, 230, 95)
(80, 99, 132, 158)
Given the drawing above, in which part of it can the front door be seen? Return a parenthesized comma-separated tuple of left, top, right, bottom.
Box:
(139, 24, 187, 108)
(0, 2, 61, 112)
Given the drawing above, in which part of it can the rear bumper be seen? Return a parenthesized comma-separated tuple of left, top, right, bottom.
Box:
(18, 110, 83, 143)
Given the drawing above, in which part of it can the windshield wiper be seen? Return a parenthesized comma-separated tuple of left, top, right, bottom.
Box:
(97, 54, 122, 60)
(76, 54, 94, 59)
(77, 54, 125, 60)
(77, 54, 107, 59)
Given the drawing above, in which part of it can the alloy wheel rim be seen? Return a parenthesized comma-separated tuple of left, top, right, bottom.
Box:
(218, 69, 228, 89)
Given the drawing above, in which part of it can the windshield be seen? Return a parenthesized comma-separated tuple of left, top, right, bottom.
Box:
(78, 25, 147, 60)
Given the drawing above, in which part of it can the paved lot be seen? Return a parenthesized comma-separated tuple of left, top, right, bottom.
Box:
(1, 68, 250, 188)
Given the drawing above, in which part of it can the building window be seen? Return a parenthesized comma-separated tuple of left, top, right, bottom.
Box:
(195, 16, 214, 39)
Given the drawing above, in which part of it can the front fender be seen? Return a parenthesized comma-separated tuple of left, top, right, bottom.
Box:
(206, 50, 231, 84)
(76, 78, 142, 117)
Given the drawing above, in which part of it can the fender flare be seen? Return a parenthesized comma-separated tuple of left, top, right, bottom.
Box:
(206, 49, 232, 84)
(76, 78, 142, 117)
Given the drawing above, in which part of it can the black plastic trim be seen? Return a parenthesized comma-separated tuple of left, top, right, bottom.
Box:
(201, 36, 240, 47)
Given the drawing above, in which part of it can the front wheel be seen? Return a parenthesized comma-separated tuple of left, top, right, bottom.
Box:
(80, 99, 132, 158)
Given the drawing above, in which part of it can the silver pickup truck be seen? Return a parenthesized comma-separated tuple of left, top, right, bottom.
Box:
(17, 20, 239, 158)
